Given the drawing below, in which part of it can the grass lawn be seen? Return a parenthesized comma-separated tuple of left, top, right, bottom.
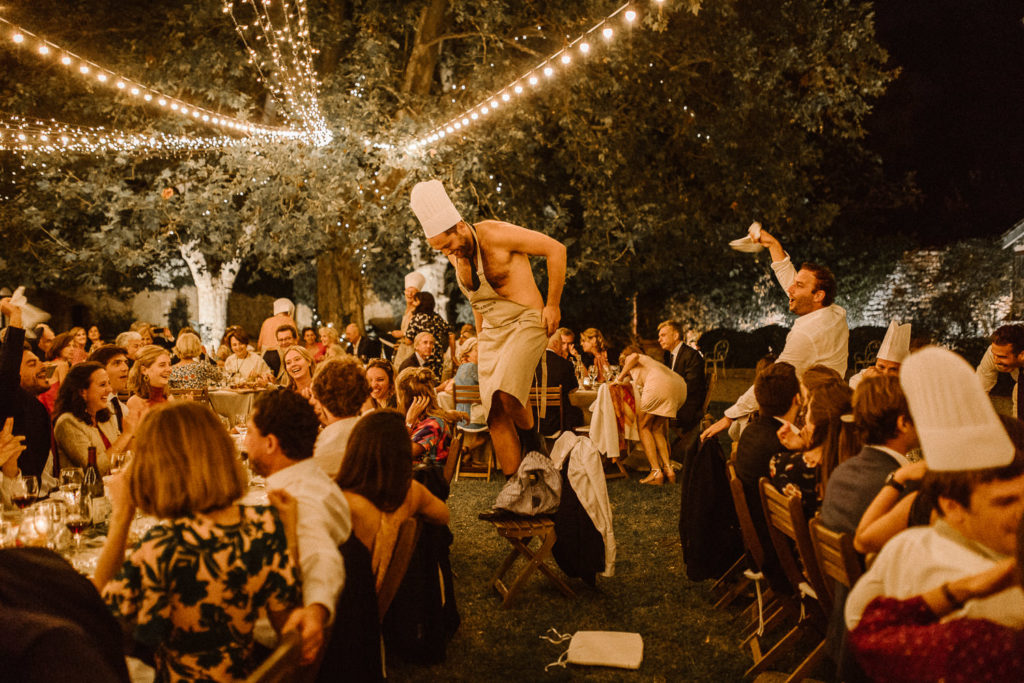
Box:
(388, 466, 754, 682)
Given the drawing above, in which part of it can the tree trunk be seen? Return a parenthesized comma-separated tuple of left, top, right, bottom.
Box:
(179, 242, 240, 350)
(317, 243, 364, 328)
(401, 0, 449, 96)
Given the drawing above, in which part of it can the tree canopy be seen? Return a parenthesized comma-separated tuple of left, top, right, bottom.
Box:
(0, 0, 904, 342)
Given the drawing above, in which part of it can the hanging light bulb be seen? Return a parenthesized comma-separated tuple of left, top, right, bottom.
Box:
(625, 9, 637, 22)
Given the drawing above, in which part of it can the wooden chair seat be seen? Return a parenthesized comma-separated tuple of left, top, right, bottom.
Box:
(488, 517, 575, 609)
(377, 518, 421, 621)
(246, 630, 302, 683)
(447, 385, 496, 482)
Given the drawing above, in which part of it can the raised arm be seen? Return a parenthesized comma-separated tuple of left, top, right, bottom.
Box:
(492, 222, 567, 334)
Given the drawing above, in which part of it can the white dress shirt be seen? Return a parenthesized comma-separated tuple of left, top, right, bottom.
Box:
(976, 345, 1019, 414)
(726, 255, 849, 421)
(313, 416, 360, 478)
(846, 520, 1024, 631)
(265, 458, 351, 616)
(224, 352, 272, 383)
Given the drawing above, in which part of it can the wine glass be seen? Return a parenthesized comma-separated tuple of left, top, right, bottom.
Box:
(110, 450, 133, 474)
(11, 475, 40, 510)
(59, 467, 84, 505)
(65, 496, 92, 551)
(588, 364, 599, 387)
(234, 415, 248, 438)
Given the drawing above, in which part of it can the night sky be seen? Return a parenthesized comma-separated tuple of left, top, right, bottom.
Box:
(868, 0, 1024, 244)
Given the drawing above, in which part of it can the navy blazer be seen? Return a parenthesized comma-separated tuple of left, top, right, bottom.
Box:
(820, 445, 904, 535)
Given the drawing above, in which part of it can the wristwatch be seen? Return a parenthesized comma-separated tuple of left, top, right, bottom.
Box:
(884, 471, 905, 494)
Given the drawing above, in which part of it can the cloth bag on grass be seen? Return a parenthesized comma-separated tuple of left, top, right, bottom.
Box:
(494, 451, 560, 516)
(542, 628, 644, 671)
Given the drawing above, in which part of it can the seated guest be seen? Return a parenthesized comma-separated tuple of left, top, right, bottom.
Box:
(849, 523, 1024, 683)
(657, 320, 708, 433)
(92, 402, 306, 681)
(822, 374, 920, 536)
(54, 363, 137, 474)
(853, 459, 930, 555)
(263, 324, 299, 383)
(67, 327, 89, 365)
(770, 377, 855, 516)
(245, 389, 351, 660)
(615, 345, 688, 485)
(405, 292, 451, 380)
(40, 331, 76, 413)
(87, 345, 132, 432)
(976, 323, 1024, 417)
(317, 326, 347, 363)
(282, 346, 317, 398)
(365, 358, 397, 410)
(344, 322, 381, 362)
(734, 361, 801, 591)
(336, 409, 450, 589)
(579, 327, 612, 382)
(399, 332, 436, 374)
(533, 333, 583, 436)
(453, 324, 476, 361)
(114, 331, 143, 364)
(302, 326, 325, 358)
(848, 320, 911, 390)
(452, 337, 488, 429)
(168, 332, 221, 390)
(312, 358, 370, 478)
(846, 347, 1024, 633)
(125, 345, 172, 416)
(224, 328, 273, 385)
(0, 299, 52, 478)
(397, 367, 451, 464)
(86, 324, 102, 352)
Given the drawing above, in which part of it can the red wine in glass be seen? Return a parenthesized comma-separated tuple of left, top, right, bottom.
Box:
(66, 517, 91, 535)
(12, 495, 36, 509)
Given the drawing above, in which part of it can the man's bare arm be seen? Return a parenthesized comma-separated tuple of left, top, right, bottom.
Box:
(487, 221, 566, 333)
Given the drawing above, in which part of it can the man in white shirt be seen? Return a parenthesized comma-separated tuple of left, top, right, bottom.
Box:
(246, 388, 352, 660)
(311, 357, 370, 477)
(702, 225, 848, 442)
(976, 324, 1024, 418)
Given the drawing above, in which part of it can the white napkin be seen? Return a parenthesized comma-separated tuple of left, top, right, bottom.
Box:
(728, 222, 765, 253)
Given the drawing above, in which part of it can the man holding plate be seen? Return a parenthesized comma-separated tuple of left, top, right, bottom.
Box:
(410, 180, 566, 477)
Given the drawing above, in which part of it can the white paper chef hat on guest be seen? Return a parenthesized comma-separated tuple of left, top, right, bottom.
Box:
(410, 180, 462, 238)
(900, 346, 1014, 471)
(273, 298, 294, 316)
(877, 320, 912, 363)
(404, 272, 426, 291)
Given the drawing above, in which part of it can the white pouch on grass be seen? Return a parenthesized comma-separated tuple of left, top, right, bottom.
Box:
(542, 628, 643, 671)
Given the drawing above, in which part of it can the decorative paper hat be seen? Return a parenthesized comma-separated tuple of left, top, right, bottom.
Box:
(877, 320, 912, 363)
(410, 180, 462, 238)
(900, 346, 1014, 471)
(404, 272, 426, 291)
(273, 298, 294, 316)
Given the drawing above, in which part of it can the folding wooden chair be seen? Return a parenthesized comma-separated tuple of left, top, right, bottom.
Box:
(377, 518, 421, 620)
(448, 385, 495, 482)
(528, 385, 564, 443)
(246, 630, 302, 683)
(489, 517, 575, 609)
(759, 479, 831, 682)
(808, 517, 863, 611)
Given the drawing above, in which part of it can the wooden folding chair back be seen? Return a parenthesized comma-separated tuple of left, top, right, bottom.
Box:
(377, 518, 422, 621)
(448, 385, 494, 481)
(727, 463, 766, 570)
(528, 386, 564, 435)
(452, 384, 484, 407)
(808, 517, 863, 606)
(245, 630, 302, 683)
(759, 479, 830, 614)
(701, 370, 716, 418)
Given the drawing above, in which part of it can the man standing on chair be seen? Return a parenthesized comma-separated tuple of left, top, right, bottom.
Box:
(410, 179, 566, 477)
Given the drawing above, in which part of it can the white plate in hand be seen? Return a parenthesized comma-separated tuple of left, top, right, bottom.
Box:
(729, 237, 765, 253)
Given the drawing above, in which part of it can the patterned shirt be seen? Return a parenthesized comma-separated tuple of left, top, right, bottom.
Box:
(411, 415, 451, 463)
(406, 312, 451, 380)
(102, 505, 300, 683)
(168, 360, 222, 390)
(769, 450, 821, 517)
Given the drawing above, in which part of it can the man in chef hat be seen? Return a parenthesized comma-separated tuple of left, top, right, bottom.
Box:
(390, 271, 427, 368)
(849, 319, 912, 390)
(410, 180, 566, 476)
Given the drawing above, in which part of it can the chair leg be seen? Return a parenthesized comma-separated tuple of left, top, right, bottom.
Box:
(785, 639, 826, 682)
(744, 622, 805, 679)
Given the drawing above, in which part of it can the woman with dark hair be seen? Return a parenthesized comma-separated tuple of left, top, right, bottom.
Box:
(86, 325, 102, 352)
(336, 409, 449, 589)
(302, 326, 324, 358)
(223, 328, 272, 385)
(39, 331, 77, 413)
(405, 292, 452, 380)
(54, 362, 137, 474)
(770, 378, 857, 516)
(365, 358, 397, 410)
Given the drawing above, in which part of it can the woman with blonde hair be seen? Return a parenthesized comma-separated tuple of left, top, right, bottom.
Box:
(69, 326, 89, 364)
(396, 366, 451, 464)
(317, 326, 347, 363)
(282, 345, 316, 398)
(168, 332, 221, 390)
(579, 327, 613, 382)
(126, 344, 172, 415)
(92, 402, 302, 682)
(615, 345, 688, 485)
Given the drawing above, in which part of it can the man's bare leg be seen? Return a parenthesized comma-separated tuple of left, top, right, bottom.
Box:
(488, 390, 534, 476)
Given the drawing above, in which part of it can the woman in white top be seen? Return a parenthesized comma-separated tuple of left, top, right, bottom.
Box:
(223, 328, 273, 385)
(615, 345, 687, 486)
(54, 362, 138, 474)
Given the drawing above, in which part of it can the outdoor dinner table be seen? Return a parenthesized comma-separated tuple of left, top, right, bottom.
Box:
(208, 387, 265, 425)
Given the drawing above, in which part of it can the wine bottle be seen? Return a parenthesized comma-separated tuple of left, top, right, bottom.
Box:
(81, 446, 105, 500)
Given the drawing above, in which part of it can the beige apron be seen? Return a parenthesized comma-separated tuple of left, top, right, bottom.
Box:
(456, 225, 548, 417)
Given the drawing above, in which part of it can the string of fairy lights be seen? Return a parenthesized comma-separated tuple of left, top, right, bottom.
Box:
(0, 16, 301, 150)
(405, 0, 677, 153)
(222, 0, 332, 146)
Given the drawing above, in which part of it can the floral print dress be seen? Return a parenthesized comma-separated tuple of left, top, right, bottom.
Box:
(102, 505, 299, 683)
(769, 450, 821, 517)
